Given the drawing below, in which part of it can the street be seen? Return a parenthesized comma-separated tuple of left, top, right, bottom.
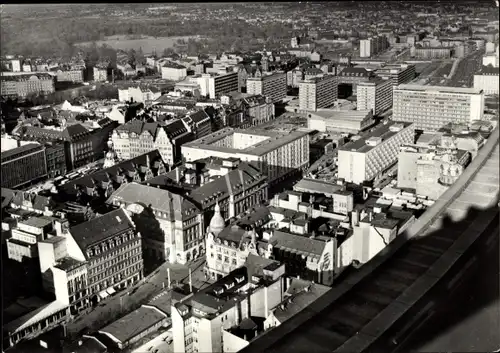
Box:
(66, 258, 208, 338)
(447, 51, 484, 87)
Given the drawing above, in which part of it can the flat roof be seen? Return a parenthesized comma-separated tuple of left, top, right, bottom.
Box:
(339, 121, 413, 153)
(19, 216, 53, 229)
(395, 84, 483, 95)
(310, 109, 372, 121)
(99, 306, 167, 343)
(183, 127, 310, 157)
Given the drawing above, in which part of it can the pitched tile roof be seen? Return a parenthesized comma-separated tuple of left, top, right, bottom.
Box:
(270, 230, 326, 256)
(69, 208, 134, 252)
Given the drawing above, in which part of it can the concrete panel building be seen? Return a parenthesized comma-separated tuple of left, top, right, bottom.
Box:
(246, 72, 287, 103)
(307, 109, 374, 134)
(338, 121, 414, 184)
(299, 74, 338, 111)
(356, 77, 393, 115)
(393, 84, 485, 131)
(474, 65, 499, 95)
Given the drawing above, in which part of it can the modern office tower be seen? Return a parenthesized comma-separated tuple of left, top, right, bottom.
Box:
(392, 84, 485, 131)
(474, 66, 500, 95)
(247, 72, 287, 103)
(193, 72, 239, 99)
(337, 121, 414, 184)
(182, 127, 310, 187)
(1, 144, 48, 189)
(375, 64, 416, 86)
(299, 74, 338, 111)
(357, 77, 393, 115)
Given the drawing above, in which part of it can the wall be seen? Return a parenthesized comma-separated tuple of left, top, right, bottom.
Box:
(223, 330, 250, 353)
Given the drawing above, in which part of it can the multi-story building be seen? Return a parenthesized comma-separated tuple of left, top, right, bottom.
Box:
(482, 53, 499, 68)
(190, 72, 239, 99)
(375, 64, 416, 86)
(393, 84, 485, 131)
(242, 95, 275, 126)
(1, 143, 48, 189)
(108, 158, 267, 264)
(38, 208, 144, 313)
(299, 75, 338, 111)
(111, 119, 194, 166)
(337, 67, 376, 95)
(286, 68, 304, 88)
(307, 109, 374, 134)
(181, 127, 310, 187)
(411, 46, 452, 59)
(397, 144, 471, 199)
(474, 65, 499, 95)
(338, 121, 414, 184)
(93, 66, 108, 82)
(356, 77, 393, 115)
(181, 110, 213, 140)
(161, 62, 188, 81)
(246, 73, 287, 103)
(360, 35, 389, 57)
(20, 119, 117, 171)
(53, 68, 84, 83)
(171, 256, 285, 353)
(7, 216, 54, 262)
(118, 86, 162, 103)
(0, 73, 55, 98)
(44, 141, 67, 178)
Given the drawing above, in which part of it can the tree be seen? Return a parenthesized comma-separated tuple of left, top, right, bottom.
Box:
(127, 49, 137, 66)
(136, 47, 145, 65)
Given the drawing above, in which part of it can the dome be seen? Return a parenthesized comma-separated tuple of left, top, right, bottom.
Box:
(209, 202, 226, 236)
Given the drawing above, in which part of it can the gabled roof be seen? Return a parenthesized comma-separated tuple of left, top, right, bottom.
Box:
(70, 208, 134, 253)
(188, 110, 211, 124)
(270, 230, 327, 256)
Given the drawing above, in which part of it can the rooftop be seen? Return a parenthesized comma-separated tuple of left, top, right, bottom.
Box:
(19, 216, 53, 229)
(69, 208, 134, 253)
(1, 143, 43, 162)
(99, 306, 168, 344)
(339, 121, 413, 153)
(310, 108, 373, 121)
(394, 84, 484, 95)
(183, 127, 310, 157)
(269, 229, 327, 257)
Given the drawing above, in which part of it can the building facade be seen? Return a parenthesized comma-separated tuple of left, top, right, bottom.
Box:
(0, 73, 55, 98)
(338, 121, 414, 184)
(93, 66, 108, 82)
(360, 35, 389, 58)
(246, 73, 287, 103)
(473, 66, 499, 95)
(307, 109, 374, 134)
(393, 84, 485, 131)
(55, 69, 84, 83)
(1, 143, 48, 189)
(181, 127, 310, 187)
(375, 64, 416, 86)
(411, 46, 452, 59)
(299, 75, 338, 111)
(356, 77, 393, 115)
(161, 63, 188, 81)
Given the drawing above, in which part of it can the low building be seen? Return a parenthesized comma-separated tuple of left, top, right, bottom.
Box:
(307, 109, 374, 134)
(1, 143, 48, 189)
(98, 306, 169, 350)
(171, 256, 286, 353)
(397, 144, 471, 198)
(161, 62, 188, 81)
(338, 121, 414, 184)
(118, 86, 162, 103)
(53, 68, 84, 83)
(411, 46, 452, 59)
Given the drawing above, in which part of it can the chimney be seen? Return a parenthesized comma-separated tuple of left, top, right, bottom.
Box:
(78, 340, 83, 346)
(175, 167, 181, 183)
(369, 210, 373, 222)
(286, 277, 292, 290)
(264, 286, 269, 317)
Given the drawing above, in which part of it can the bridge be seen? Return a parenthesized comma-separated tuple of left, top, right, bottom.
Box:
(240, 126, 499, 353)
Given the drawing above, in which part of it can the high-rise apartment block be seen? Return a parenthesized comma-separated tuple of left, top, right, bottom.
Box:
(338, 121, 414, 184)
(299, 75, 338, 111)
(360, 35, 389, 58)
(246, 72, 287, 103)
(356, 77, 393, 115)
(393, 84, 485, 131)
